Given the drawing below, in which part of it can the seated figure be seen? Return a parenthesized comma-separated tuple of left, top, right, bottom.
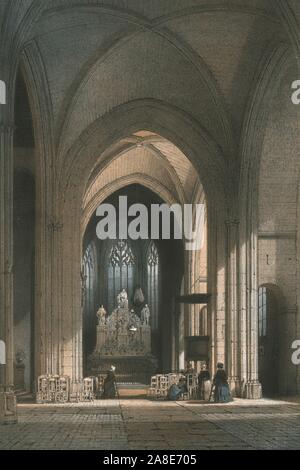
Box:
(166, 378, 187, 401)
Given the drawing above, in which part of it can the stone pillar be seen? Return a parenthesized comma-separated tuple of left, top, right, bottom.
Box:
(226, 219, 240, 396)
(207, 201, 226, 377)
(239, 209, 262, 399)
(47, 219, 63, 377)
(0, 123, 17, 423)
(184, 251, 192, 340)
(245, 228, 262, 399)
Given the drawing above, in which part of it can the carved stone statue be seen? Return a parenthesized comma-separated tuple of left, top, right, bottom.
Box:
(141, 304, 150, 326)
(96, 305, 107, 325)
(117, 289, 128, 309)
(133, 287, 144, 306)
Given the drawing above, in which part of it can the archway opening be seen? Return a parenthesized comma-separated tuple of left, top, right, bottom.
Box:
(82, 184, 184, 383)
(78, 129, 208, 385)
(258, 285, 280, 397)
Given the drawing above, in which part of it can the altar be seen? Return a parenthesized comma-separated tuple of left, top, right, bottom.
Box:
(88, 291, 157, 383)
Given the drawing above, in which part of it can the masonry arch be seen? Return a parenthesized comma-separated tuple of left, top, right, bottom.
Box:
(53, 100, 230, 381)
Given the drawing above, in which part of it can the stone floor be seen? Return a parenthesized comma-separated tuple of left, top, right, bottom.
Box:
(1, 398, 300, 450)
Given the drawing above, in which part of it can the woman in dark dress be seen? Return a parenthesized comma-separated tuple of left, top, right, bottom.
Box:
(102, 365, 117, 398)
(213, 363, 233, 403)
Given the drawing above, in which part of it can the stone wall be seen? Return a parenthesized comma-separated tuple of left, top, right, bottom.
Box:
(258, 58, 300, 394)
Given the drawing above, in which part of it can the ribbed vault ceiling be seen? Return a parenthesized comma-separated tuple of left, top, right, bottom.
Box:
(83, 133, 202, 210)
(5, 0, 285, 161)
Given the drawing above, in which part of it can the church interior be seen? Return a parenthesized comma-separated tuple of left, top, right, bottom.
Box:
(1, 0, 300, 450)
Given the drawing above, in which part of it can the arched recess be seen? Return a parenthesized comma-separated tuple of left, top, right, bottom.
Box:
(243, 38, 300, 399)
(54, 99, 232, 382)
(257, 46, 300, 397)
(82, 183, 184, 376)
(238, 41, 291, 398)
(257, 283, 285, 397)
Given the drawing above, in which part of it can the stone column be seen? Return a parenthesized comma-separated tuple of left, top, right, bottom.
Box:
(244, 230, 262, 399)
(239, 208, 262, 399)
(46, 219, 63, 377)
(226, 219, 240, 396)
(0, 123, 17, 423)
(207, 201, 226, 377)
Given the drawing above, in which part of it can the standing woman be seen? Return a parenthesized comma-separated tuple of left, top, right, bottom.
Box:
(102, 365, 117, 398)
(198, 363, 211, 401)
(213, 363, 233, 403)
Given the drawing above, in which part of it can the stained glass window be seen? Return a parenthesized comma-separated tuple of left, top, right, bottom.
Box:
(147, 242, 159, 329)
(107, 240, 135, 312)
(199, 306, 208, 336)
(258, 286, 267, 337)
(82, 244, 95, 311)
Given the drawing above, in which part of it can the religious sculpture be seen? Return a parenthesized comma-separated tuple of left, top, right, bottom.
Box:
(117, 288, 128, 309)
(94, 290, 151, 356)
(141, 304, 151, 326)
(96, 305, 107, 325)
(89, 290, 157, 384)
(133, 287, 144, 306)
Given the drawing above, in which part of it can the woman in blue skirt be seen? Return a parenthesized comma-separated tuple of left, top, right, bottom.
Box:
(213, 363, 233, 403)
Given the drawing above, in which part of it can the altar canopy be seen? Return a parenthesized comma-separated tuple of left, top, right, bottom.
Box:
(95, 307, 151, 356)
(89, 290, 157, 383)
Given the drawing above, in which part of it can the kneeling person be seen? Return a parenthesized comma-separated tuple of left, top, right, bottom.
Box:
(167, 378, 187, 401)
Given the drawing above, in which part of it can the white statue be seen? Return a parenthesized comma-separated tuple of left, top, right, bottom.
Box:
(133, 287, 144, 305)
(96, 305, 107, 325)
(117, 289, 128, 309)
(141, 304, 150, 326)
